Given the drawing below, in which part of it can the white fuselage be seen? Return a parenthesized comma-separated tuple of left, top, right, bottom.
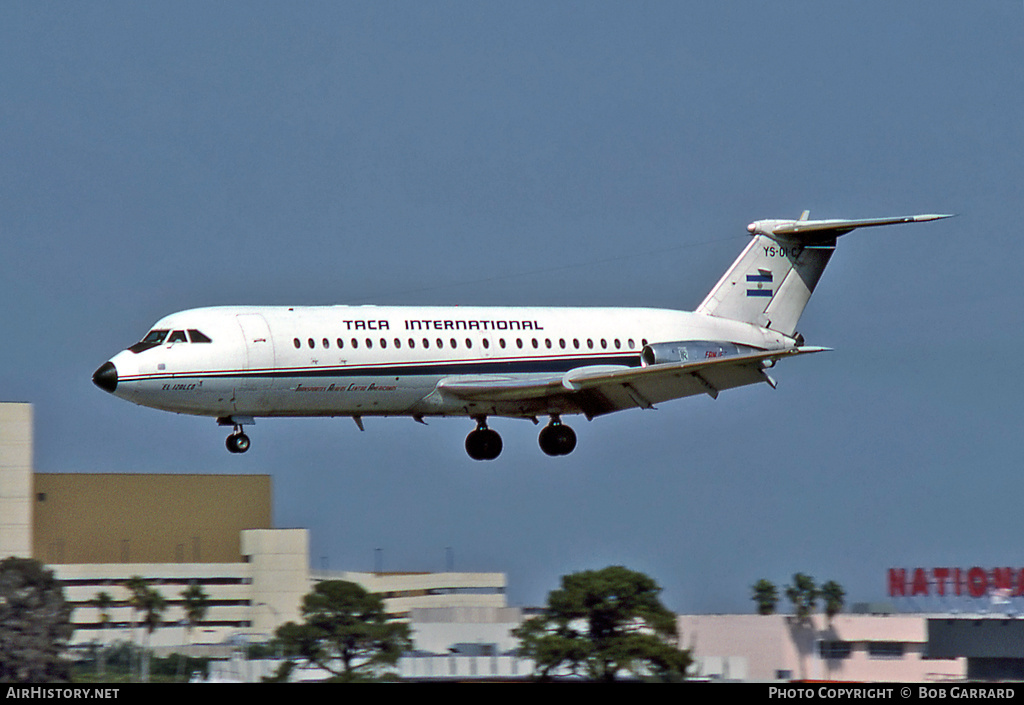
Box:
(103, 305, 790, 421)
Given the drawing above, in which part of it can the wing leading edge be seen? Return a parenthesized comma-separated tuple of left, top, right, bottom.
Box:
(435, 346, 828, 418)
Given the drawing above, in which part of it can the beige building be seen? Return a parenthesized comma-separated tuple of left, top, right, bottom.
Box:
(33, 472, 272, 565)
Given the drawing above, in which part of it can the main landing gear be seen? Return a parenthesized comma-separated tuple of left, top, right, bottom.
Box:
(464, 416, 578, 460)
(538, 417, 576, 457)
(465, 418, 503, 461)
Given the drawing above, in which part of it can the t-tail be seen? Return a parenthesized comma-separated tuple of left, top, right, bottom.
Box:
(696, 212, 954, 337)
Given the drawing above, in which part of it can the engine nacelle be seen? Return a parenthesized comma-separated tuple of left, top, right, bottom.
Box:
(640, 340, 759, 367)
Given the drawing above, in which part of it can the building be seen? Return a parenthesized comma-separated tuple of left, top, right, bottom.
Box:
(0, 402, 991, 681)
(400, 606, 529, 680)
(680, 613, 965, 682)
(313, 570, 507, 617)
(2, 401, 309, 648)
(927, 617, 1024, 681)
(0, 401, 510, 657)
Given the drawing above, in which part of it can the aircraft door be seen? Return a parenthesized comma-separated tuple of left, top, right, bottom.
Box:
(235, 313, 276, 391)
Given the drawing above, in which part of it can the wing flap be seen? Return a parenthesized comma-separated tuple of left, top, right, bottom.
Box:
(435, 347, 828, 413)
(435, 372, 569, 402)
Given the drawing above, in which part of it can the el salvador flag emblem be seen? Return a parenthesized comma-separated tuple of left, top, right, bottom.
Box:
(746, 271, 773, 297)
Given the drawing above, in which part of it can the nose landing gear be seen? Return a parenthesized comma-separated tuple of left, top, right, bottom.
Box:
(539, 417, 576, 456)
(219, 416, 254, 454)
(226, 430, 251, 454)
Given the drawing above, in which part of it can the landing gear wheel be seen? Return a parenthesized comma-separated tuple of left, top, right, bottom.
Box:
(539, 423, 576, 456)
(465, 428, 502, 461)
(226, 432, 251, 454)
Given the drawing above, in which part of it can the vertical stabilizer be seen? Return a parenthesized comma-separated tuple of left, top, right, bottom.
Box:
(696, 213, 953, 337)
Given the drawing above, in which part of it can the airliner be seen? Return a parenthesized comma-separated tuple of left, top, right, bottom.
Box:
(93, 212, 950, 459)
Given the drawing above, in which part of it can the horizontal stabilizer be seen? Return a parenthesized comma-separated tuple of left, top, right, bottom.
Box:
(748, 213, 955, 239)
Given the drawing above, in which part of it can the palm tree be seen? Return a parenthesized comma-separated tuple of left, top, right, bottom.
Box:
(751, 579, 778, 615)
(784, 573, 818, 680)
(179, 583, 210, 680)
(138, 587, 166, 682)
(91, 591, 114, 677)
(821, 580, 845, 624)
(124, 576, 149, 680)
(785, 573, 818, 622)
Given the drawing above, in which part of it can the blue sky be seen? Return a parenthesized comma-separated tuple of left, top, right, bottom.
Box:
(2, 2, 1022, 613)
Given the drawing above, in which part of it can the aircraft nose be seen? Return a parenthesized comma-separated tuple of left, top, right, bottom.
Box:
(92, 362, 118, 393)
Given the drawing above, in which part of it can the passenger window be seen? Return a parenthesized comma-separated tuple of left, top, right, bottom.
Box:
(465, 338, 472, 349)
(323, 338, 330, 349)
(600, 339, 607, 349)
(545, 339, 552, 349)
(409, 339, 416, 348)
(559, 339, 566, 349)
(450, 338, 457, 348)
(380, 338, 387, 349)
(436, 338, 443, 349)
(482, 339, 490, 349)
(531, 339, 538, 349)
(587, 339, 594, 349)
(168, 330, 188, 343)
(628, 338, 635, 349)
(187, 330, 212, 343)
(516, 339, 523, 349)
(614, 339, 621, 349)
(337, 338, 344, 348)
(499, 339, 506, 348)
(293, 338, 301, 349)
(351, 338, 358, 349)
(366, 339, 373, 349)
(308, 338, 315, 349)
(394, 338, 401, 349)
(423, 338, 430, 348)
(573, 339, 580, 349)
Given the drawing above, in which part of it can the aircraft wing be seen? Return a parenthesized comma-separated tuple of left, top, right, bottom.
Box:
(436, 346, 828, 417)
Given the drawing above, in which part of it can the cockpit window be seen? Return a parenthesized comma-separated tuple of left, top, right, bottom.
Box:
(129, 329, 169, 354)
(129, 327, 213, 353)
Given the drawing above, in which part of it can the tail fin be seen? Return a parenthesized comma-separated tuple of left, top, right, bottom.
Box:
(696, 213, 953, 337)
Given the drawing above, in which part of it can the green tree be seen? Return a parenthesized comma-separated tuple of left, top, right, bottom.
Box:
(124, 577, 165, 681)
(785, 573, 818, 622)
(178, 583, 210, 680)
(0, 557, 74, 682)
(751, 579, 779, 615)
(124, 576, 147, 680)
(513, 566, 691, 682)
(139, 586, 166, 681)
(181, 583, 209, 647)
(274, 580, 412, 681)
(820, 580, 845, 623)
